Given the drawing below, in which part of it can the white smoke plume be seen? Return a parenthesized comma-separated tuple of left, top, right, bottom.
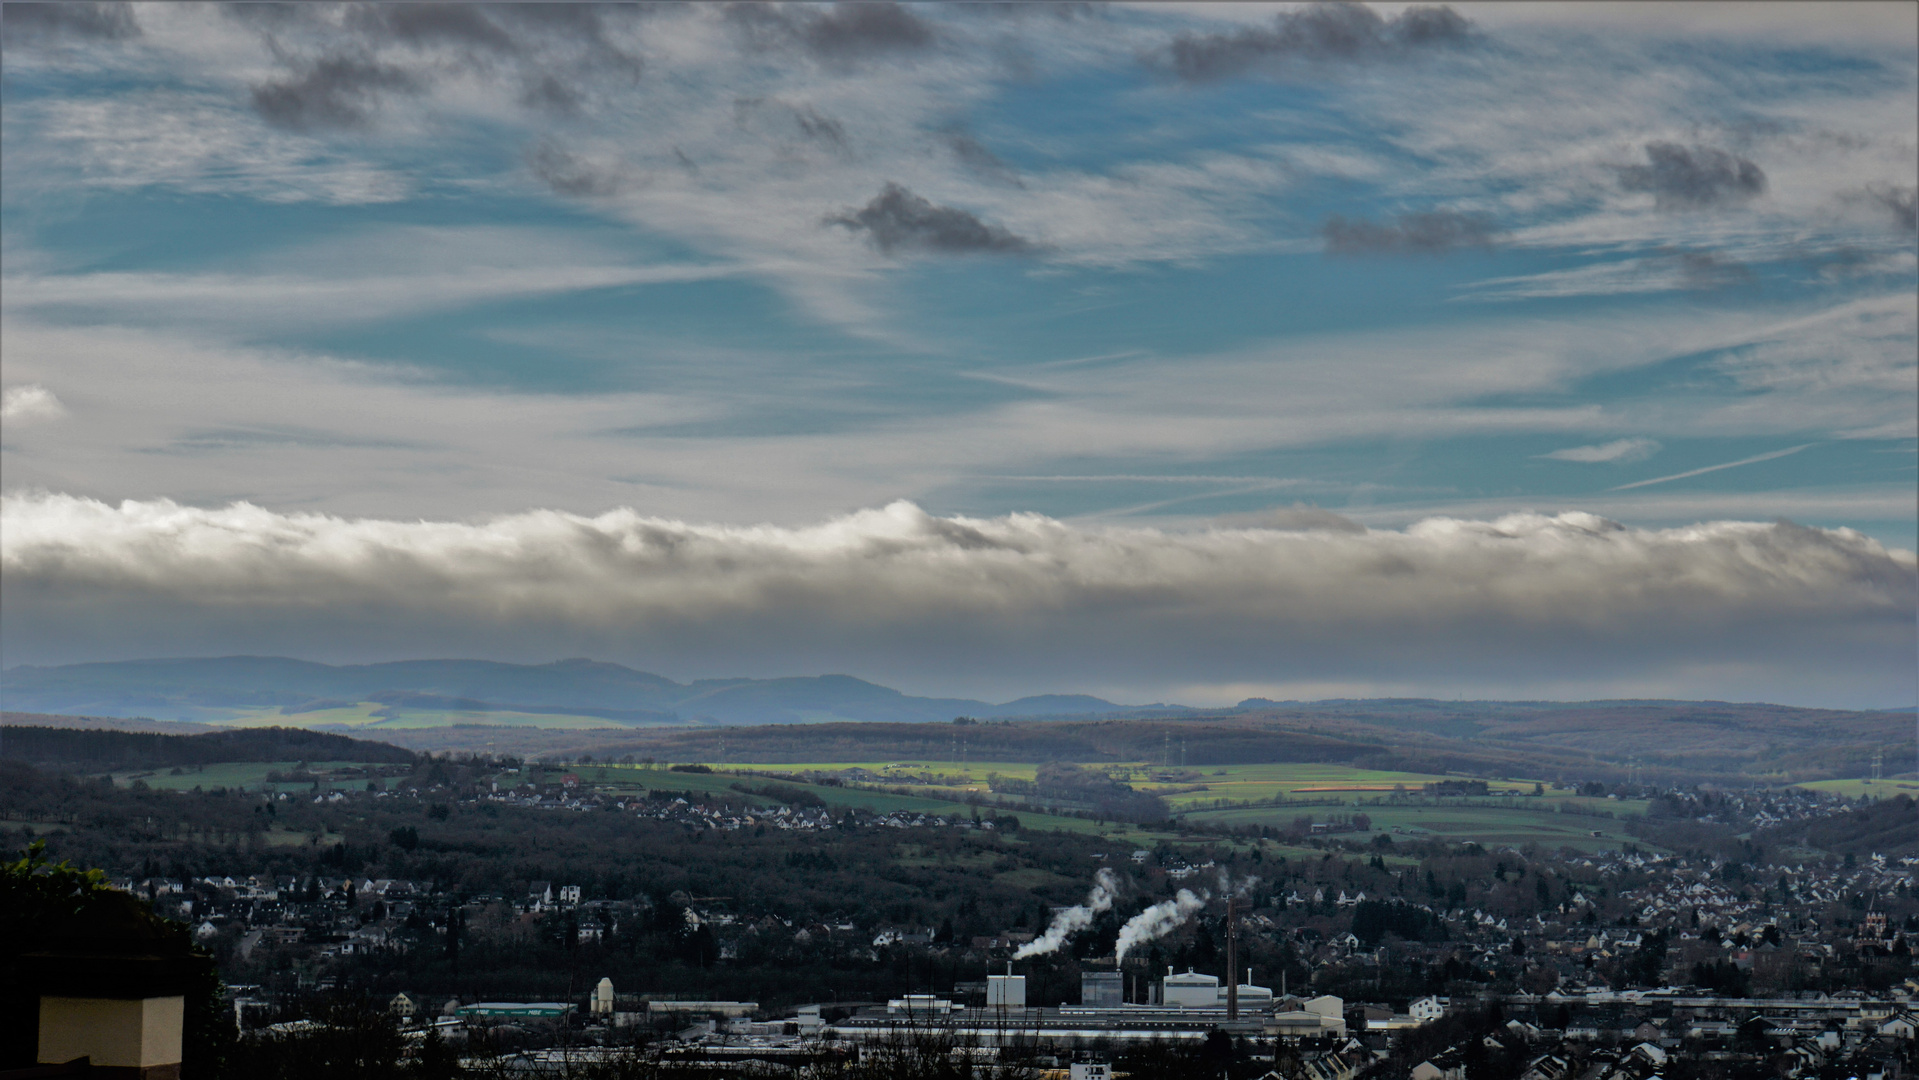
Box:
(1115, 889, 1209, 961)
(1014, 868, 1121, 959)
(1219, 872, 1259, 898)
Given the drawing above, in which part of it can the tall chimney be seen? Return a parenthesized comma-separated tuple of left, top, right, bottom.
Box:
(1226, 895, 1239, 1021)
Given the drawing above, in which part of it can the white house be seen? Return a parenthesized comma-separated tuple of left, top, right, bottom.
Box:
(1631, 1043, 1668, 1067)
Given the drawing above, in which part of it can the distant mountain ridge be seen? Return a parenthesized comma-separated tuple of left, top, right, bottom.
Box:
(0, 656, 1177, 728)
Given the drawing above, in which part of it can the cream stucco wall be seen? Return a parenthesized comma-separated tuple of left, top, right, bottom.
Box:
(37, 995, 185, 1068)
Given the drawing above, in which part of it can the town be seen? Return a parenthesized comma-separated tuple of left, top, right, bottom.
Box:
(29, 759, 1910, 1079)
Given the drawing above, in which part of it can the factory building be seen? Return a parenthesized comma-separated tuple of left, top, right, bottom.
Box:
(825, 967, 1334, 1049)
(987, 973, 1026, 1008)
(1157, 966, 1275, 1009)
(1080, 971, 1123, 1009)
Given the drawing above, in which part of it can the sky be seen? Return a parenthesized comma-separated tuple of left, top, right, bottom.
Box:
(1, 1, 1914, 708)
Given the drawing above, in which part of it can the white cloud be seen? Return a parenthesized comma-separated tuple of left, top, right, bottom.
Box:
(2, 493, 1911, 707)
(3, 225, 741, 333)
(16, 91, 413, 205)
(0, 288, 1907, 533)
(1542, 437, 1660, 463)
(0, 384, 66, 422)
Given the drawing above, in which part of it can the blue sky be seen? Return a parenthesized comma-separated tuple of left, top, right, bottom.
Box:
(1, 2, 1914, 706)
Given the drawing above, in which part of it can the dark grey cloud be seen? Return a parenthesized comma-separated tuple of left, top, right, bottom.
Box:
(1163, 2, 1470, 82)
(521, 74, 585, 115)
(949, 1, 1100, 20)
(240, 2, 641, 129)
(730, 96, 851, 155)
(826, 183, 1031, 256)
(1322, 209, 1497, 256)
(251, 54, 422, 132)
(1864, 184, 1917, 233)
(342, 3, 641, 70)
(728, 1, 934, 64)
(1, 1, 137, 44)
(942, 130, 1023, 187)
(345, 3, 519, 54)
(802, 1, 932, 59)
(524, 141, 629, 198)
(1616, 142, 1767, 211)
(1668, 249, 1754, 291)
(792, 105, 849, 151)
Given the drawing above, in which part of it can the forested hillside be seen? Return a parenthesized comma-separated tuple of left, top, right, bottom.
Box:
(0, 725, 416, 769)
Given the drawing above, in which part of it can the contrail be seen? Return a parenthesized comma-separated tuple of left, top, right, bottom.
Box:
(1609, 444, 1814, 491)
(1114, 889, 1208, 961)
(1015, 869, 1121, 959)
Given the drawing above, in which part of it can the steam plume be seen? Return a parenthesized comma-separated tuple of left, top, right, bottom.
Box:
(1115, 888, 1208, 960)
(1014, 868, 1120, 959)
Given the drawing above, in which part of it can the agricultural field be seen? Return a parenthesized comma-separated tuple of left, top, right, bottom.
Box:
(1793, 777, 1919, 801)
(543, 761, 1646, 853)
(1131, 763, 1540, 809)
(110, 760, 400, 793)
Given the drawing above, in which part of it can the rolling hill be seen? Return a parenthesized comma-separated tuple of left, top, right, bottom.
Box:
(0, 656, 1161, 729)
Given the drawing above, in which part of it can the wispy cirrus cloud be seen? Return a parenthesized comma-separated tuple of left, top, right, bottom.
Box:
(1541, 438, 1660, 464)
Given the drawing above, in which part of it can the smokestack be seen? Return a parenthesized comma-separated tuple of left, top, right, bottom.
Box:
(1227, 896, 1239, 1021)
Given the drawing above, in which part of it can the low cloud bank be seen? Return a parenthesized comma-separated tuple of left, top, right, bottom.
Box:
(1, 494, 1912, 704)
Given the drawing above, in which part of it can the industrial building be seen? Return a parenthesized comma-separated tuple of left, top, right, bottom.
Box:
(827, 969, 1345, 1047)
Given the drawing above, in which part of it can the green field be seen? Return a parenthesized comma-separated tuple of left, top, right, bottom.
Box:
(1793, 778, 1919, 801)
(112, 761, 395, 793)
(543, 761, 1642, 852)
